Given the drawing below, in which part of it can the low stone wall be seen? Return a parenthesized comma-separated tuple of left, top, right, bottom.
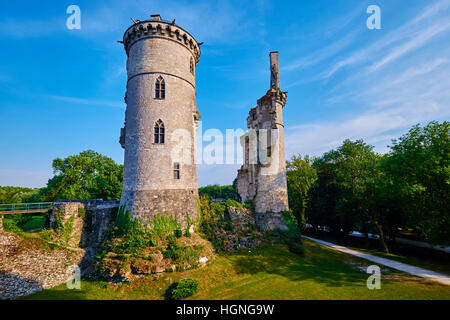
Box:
(50, 200, 119, 249)
(254, 211, 288, 232)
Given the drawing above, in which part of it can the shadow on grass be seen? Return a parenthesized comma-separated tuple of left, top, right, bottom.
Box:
(231, 242, 366, 288)
(19, 280, 96, 300)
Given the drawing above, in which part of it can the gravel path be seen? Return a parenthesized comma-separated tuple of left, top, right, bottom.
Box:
(303, 235, 450, 286)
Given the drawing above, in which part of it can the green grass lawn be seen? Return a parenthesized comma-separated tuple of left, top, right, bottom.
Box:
(20, 215, 47, 232)
(24, 240, 450, 300)
(3, 213, 47, 234)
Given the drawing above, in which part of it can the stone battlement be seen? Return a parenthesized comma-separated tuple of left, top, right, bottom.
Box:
(247, 88, 288, 129)
(122, 15, 201, 64)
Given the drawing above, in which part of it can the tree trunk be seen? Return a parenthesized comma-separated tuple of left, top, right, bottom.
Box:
(299, 205, 306, 231)
(373, 221, 389, 253)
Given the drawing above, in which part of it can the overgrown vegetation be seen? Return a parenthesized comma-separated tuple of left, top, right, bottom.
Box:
(276, 211, 304, 255)
(163, 234, 202, 269)
(2, 212, 49, 234)
(196, 197, 266, 252)
(166, 278, 199, 300)
(53, 207, 74, 244)
(94, 206, 208, 279)
(198, 198, 241, 250)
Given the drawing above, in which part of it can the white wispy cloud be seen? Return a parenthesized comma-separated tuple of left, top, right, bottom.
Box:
(284, 0, 450, 158)
(283, 30, 359, 72)
(326, 0, 450, 77)
(369, 20, 450, 72)
(388, 57, 448, 85)
(0, 0, 248, 43)
(285, 100, 449, 157)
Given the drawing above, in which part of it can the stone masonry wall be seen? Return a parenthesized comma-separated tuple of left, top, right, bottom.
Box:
(51, 200, 119, 248)
(120, 189, 197, 228)
(120, 15, 200, 227)
(236, 52, 289, 231)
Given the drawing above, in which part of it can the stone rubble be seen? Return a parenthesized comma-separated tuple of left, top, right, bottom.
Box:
(0, 230, 84, 299)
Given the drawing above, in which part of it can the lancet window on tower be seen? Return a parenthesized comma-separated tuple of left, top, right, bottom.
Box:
(173, 162, 180, 179)
(154, 119, 165, 144)
(155, 76, 165, 99)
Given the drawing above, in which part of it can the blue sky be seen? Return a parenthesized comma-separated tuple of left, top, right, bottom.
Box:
(1, 0, 449, 188)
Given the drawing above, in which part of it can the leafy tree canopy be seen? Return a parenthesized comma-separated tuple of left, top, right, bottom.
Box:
(32, 150, 123, 202)
(198, 184, 236, 200)
(0, 186, 40, 204)
(382, 121, 450, 245)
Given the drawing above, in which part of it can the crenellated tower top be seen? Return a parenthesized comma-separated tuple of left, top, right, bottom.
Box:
(121, 14, 202, 64)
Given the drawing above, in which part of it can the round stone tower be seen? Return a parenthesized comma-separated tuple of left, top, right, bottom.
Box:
(119, 14, 201, 227)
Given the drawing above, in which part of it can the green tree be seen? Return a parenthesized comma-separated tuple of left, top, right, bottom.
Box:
(382, 121, 450, 245)
(198, 184, 236, 200)
(0, 186, 40, 204)
(286, 155, 317, 230)
(33, 150, 123, 202)
(308, 140, 389, 252)
(308, 152, 341, 234)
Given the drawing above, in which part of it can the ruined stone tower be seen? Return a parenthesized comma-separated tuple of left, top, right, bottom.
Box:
(236, 52, 289, 230)
(119, 14, 201, 226)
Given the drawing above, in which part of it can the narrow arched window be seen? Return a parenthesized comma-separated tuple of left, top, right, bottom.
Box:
(154, 119, 165, 144)
(155, 76, 165, 99)
(190, 57, 194, 75)
(173, 162, 180, 179)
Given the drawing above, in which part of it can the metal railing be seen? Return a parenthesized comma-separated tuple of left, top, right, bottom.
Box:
(0, 202, 53, 213)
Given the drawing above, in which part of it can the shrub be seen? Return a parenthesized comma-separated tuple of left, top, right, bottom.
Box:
(285, 240, 304, 255)
(38, 229, 55, 241)
(280, 210, 303, 243)
(2, 218, 24, 236)
(163, 235, 201, 266)
(164, 234, 181, 260)
(148, 214, 181, 238)
(197, 196, 243, 251)
(184, 214, 192, 237)
(114, 206, 133, 236)
(174, 229, 183, 238)
(114, 235, 153, 256)
(77, 207, 86, 219)
(275, 210, 304, 255)
(166, 279, 199, 300)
